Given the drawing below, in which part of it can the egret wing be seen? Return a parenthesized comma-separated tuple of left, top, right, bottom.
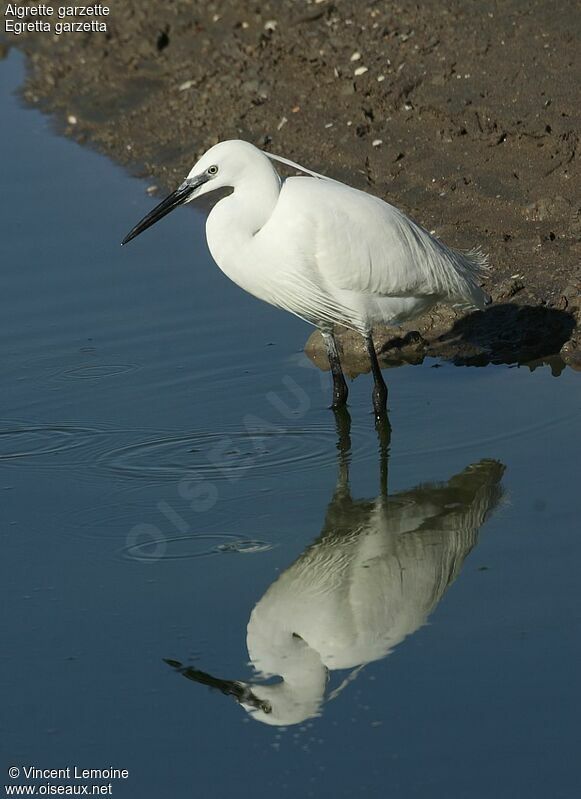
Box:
(279, 177, 489, 307)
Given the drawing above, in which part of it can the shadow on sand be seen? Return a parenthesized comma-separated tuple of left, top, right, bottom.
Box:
(306, 303, 578, 376)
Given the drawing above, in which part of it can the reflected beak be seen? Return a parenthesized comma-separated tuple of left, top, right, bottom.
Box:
(121, 174, 209, 245)
(163, 659, 272, 714)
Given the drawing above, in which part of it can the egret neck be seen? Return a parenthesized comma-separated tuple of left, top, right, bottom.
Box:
(205, 156, 281, 281)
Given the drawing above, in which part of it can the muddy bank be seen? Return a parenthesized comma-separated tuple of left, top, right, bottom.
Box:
(5, 0, 580, 368)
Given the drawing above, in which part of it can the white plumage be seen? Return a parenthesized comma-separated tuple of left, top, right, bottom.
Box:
(200, 141, 490, 331)
(239, 458, 504, 726)
(123, 140, 491, 412)
(166, 456, 504, 726)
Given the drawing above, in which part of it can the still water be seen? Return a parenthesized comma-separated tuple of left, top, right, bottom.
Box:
(1, 51, 580, 798)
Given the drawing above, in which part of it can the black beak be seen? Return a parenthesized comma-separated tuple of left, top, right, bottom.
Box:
(121, 174, 209, 246)
(163, 659, 272, 714)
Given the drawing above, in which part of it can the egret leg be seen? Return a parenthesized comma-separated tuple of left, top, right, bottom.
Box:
(375, 411, 391, 499)
(322, 330, 349, 409)
(365, 333, 388, 418)
(332, 405, 352, 492)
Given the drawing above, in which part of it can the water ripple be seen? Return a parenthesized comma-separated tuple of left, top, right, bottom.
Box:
(122, 532, 274, 562)
(96, 424, 376, 484)
(54, 363, 140, 381)
(0, 423, 99, 462)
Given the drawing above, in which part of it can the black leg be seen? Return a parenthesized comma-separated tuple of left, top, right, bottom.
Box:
(332, 405, 352, 491)
(375, 411, 391, 498)
(365, 332, 388, 418)
(322, 330, 348, 409)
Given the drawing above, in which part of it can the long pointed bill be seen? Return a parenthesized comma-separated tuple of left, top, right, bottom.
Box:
(163, 659, 272, 714)
(121, 174, 209, 245)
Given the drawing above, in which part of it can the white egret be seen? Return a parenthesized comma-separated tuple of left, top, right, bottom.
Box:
(123, 140, 491, 415)
(165, 417, 504, 726)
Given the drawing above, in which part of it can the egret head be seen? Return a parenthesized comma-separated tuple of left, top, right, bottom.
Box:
(121, 140, 275, 245)
(164, 651, 326, 727)
(237, 680, 324, 727)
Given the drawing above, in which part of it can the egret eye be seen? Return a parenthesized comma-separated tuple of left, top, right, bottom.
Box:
(207, 165, 219, 176)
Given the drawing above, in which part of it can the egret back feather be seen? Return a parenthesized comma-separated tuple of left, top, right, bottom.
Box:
(260, 159, 490, 331)
(266, 151, 343, 185)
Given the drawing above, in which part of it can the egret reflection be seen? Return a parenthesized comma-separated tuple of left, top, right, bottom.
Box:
(167, 412, 504, 726)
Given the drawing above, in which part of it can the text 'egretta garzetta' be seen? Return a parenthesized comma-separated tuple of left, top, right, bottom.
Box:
(122, 140, 490, 416)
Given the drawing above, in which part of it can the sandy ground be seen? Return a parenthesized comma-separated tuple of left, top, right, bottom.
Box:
(5, 0, 581, 370)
